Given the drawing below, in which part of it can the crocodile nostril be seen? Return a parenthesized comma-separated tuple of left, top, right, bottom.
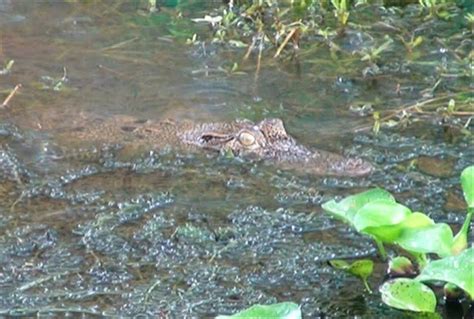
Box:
(72, 126, 85, 132)
(121, 126, 136, 132)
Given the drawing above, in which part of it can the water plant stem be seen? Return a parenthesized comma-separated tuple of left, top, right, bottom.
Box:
(375, 238, 387, 260)
(458, 209, 473, 241)
(363, 279, 373, 294)
(413, 252, 428, 269)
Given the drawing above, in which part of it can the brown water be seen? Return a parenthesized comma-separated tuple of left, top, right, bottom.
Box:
(0, 1, 472, 318)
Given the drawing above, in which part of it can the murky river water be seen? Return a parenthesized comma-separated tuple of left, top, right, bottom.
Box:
(0, 1, 472, 318)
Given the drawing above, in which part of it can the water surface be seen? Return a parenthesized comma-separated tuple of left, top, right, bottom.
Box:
(0, 1, 472, 317)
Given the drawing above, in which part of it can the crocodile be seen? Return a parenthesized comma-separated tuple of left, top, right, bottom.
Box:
(56, 115, 374, 177)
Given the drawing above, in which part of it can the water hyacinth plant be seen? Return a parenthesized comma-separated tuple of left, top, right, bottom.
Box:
(219, 166, 472, 317)
(216, 302, 302, 319)
(321, 165, 474, 314)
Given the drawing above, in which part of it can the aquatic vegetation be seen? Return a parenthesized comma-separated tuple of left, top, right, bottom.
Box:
(387, 256, 417, 277)
(215, 165, 472, 317)
(466, 12, 474, 25)
(397, 34, 424, 55)
(419, 0, 456, 20)
(461, 165, 474, 207)
(322, 165, 474, 314)
(328, 258, 374, 292)
(37, 67, 69, 92)
(0, 60, 14, 75)
(217, 302, 301, 319)
(185, 0, 473, 136)
(330, 0, 350, 28)
(381, 248, 473, 313)
(417, 248, 473, 298)
(379, 278, 437, 312)
(359, 36, 393, 64)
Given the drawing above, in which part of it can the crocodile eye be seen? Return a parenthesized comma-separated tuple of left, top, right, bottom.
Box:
(238, 131, 256, 146)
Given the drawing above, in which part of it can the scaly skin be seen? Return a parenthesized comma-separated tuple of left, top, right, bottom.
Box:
(57, 116, 374, 177)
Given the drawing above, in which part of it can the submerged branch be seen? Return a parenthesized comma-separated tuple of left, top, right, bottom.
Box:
(100, 37, 139, 51)
(1, 84, 22, 108)
(274, 28, 298, 58)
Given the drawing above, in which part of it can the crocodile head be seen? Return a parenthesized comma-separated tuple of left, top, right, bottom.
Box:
(179, 118, 374, 177)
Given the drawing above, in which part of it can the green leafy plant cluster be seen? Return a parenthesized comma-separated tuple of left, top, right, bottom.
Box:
(217, 166, 472, 317)
(321, 165, 473, 314)
(330, 0, 350, 27)
(419, 0, 457, 19)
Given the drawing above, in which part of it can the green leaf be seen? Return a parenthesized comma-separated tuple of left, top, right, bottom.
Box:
(417, 247, 474, 298)
(373, 36, 394, 57)
(399, 212, 434, 228)
(396, 223, 454, 257)
(380, 278, 437, 313)
(450, 166, 473, 255)
(361, 212, 433, 243)
(328, 259, 350, 269)
(388, 256, 416, 277)
(412, 36, 424, 48)
(329, 259, 374, 292)
(461, 166, 474, 208)
(353, 200, 412, 233)
(321, 188, 395, 224)
(216, 302, 301, 319)
(451, 210, 472, 255)
(329, 259, 374, 279)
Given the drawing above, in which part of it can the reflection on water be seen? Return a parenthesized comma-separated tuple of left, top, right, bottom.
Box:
(0, 0, 472, 317)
